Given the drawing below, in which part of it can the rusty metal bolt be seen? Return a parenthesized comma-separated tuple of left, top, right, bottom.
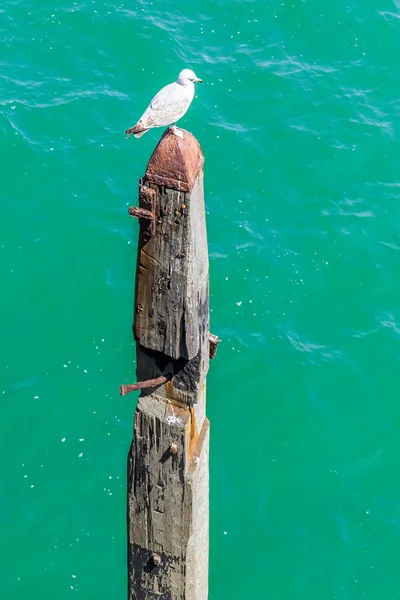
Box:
(151, 552, 161, 567)
(169, 443, 178, 454)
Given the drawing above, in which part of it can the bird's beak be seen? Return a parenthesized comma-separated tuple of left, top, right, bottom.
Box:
(194, 77, 203, 83)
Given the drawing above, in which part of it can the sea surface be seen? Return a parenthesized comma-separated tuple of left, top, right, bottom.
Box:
(2, 0, 400, 598)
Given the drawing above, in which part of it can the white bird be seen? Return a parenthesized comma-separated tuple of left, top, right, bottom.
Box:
(125, 69, 202, 138)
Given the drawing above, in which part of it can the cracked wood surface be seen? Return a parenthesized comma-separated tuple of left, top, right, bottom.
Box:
(128, 396, 209, 600)
(134, 171, 208, 362)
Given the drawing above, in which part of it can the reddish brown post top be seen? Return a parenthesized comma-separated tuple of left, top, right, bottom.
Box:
(145, 129, 204, 192)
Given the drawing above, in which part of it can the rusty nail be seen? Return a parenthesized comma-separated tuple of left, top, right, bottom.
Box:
(120, 375, 168, 396)
(151, 553, 161, 567)
(128, 206, 155, 221)
(169, 443, 178, 454)
(209, 333, 220, 359)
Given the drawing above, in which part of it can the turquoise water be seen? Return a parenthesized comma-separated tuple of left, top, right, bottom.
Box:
(2, 0, 400, 597)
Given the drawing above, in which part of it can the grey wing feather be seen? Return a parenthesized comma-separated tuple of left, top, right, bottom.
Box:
(138, 82, 191, 129)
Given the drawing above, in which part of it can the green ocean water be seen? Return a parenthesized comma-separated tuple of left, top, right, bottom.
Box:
(2, 0, 400, 597)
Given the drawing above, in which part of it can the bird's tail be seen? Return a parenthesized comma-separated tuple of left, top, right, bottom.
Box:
(125, 124, 148, 138)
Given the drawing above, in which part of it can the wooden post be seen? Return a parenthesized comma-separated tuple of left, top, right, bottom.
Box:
(122, 128, 217, 600)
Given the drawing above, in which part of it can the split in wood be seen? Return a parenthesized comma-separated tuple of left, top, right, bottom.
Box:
(120, 375, 168, 396)
(209, 333, 219, 360)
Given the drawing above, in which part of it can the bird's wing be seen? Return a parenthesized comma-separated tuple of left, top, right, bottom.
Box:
(138, 82, 191, 129)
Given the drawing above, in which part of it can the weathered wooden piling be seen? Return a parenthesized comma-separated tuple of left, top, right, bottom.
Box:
(121, 128, 218, 600)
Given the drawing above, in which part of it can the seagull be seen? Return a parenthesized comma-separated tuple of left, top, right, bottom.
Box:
(125, 69, 202, 138)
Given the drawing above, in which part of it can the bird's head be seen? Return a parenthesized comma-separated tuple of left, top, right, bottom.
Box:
(178, 69, 202, 86)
